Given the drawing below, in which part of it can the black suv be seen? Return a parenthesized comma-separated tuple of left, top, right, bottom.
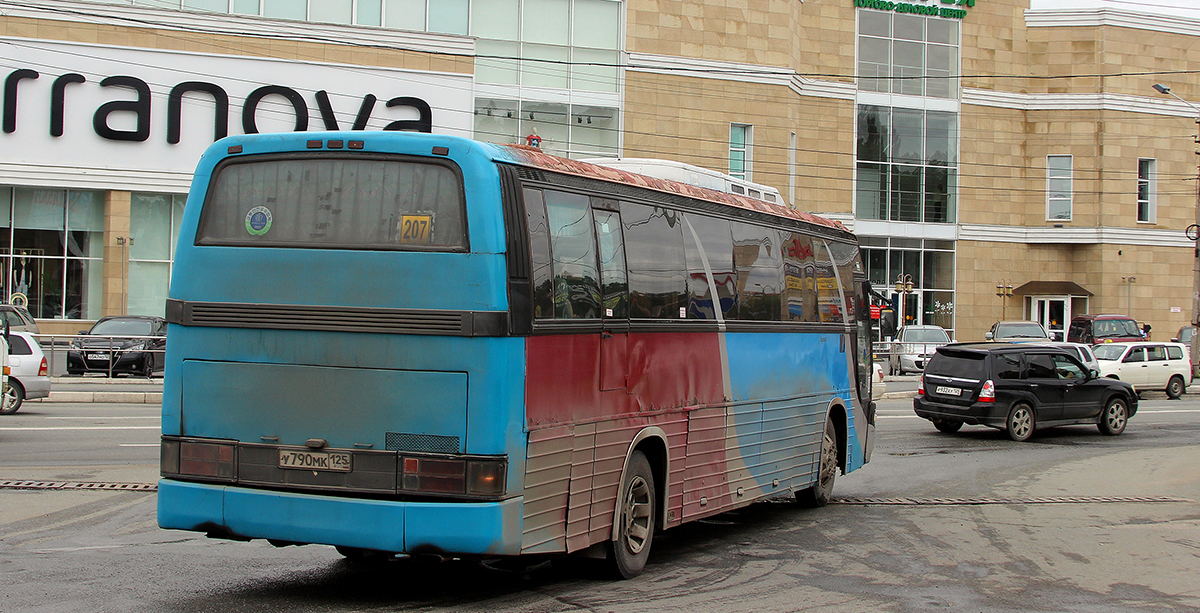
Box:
(914, 343, 1138, 441)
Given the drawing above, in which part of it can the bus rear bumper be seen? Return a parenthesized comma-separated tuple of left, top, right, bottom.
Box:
(157, 479, 524, 556)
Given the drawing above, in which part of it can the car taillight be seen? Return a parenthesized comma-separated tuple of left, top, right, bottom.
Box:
(38, 357, 48, 377)
(980, 380, 995, 402)
(918, 373, 924, 395)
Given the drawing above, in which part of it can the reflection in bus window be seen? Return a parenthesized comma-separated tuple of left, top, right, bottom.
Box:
(593, 209, 628, 319)
(781, 232, 818, 323)
(733, 222, 783, 321)
(683, 214, 735, 320)
(524, 188, 555, 319)
(622, 202, 687, 319)
(544, 190, 599, 319)
(814, 241, 844, 324)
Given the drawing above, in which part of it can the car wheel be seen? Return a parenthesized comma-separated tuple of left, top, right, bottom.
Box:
(1, 380, 24, 414)
(934, 420, 963, 434)
(608, 450, 656, 579)
(1005, 403, 1035, 442)
(142, 354, 155, 379)
(1098, 396, 1129, 435)
(797, 414, 838, 508)
(1166, 375, 1184, 400)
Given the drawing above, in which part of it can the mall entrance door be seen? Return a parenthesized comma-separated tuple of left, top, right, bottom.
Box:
(1034, 298, 1067, 341)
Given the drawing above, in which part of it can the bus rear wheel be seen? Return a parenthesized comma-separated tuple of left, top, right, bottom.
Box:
(797, 414, 838, 508)
(608, 450, 656, 579)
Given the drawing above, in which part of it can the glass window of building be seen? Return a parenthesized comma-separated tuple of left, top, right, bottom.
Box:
(0, 187, 104, 320)
(129, 194, 188, 318)
(857, 10, 959, 99)
(855, 106, 957, 223)
(861, 237, 955, 334)
(1137, 158, 1156, 223)
(730, 124, 751, 181)
(1047, 155, 1073, 221)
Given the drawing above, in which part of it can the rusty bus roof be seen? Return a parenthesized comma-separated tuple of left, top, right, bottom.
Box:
(493, 144, 851, 236)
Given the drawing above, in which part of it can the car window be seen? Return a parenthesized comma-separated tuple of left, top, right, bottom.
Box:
(1052, 354, 1085, 380)
(1123, 348, 1145, 363)
(1147, 346, 1167, 361)
(3, 311, 22, 326)
(994, 353, 1022, 379)
(928, 351, 986, 379)
(1000, 322, 1047, 338)
(903, 328, 949, 343)
(1093, 344, 1125, 360)
(1025, 354, 1056, 379)
(7, 335, 31, 355)
(1167, 345, 1184, 360)
(90, 319, 155, 335)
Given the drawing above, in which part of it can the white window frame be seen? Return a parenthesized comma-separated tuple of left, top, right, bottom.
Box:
(1137, 158, 1157, 224)
(1046, 154, 1073, 222)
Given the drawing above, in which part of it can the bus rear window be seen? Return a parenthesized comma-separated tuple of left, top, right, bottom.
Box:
(197, 155, 467, 250)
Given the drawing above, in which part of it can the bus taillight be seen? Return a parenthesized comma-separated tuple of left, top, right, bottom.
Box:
(162, 439, 237, 481)
(400, 455, 507, 497)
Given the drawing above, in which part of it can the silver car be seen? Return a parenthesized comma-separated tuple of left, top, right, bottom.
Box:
(2, 331, 51, 414)
(889, 325, 952, 375)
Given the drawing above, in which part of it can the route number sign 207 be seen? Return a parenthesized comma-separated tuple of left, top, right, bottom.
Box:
(399, 215, 432, 244)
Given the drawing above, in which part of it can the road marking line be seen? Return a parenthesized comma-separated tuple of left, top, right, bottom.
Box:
(118, 444, 160, 447)
(32, 545, 124, 553)
(0, 426, 159, 431)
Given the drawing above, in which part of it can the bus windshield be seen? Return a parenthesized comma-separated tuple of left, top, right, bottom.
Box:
(197, 155, 467, 250)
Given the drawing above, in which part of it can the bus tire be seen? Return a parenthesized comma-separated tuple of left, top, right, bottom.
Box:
(797, 414, 838, 508)
(608, 450, 656, 579)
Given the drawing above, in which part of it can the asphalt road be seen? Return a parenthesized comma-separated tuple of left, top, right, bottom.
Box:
(2, 397, 1199, 613)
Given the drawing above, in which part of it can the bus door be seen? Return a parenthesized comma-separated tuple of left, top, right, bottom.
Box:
(592, 200, 629, 391)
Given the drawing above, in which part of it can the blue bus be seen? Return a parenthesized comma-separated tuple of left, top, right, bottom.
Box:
(158, 131, 874, 577)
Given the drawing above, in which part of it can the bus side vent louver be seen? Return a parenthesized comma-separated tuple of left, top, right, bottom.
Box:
(386, 432, 461, 454)
(165, 299, 508, 337)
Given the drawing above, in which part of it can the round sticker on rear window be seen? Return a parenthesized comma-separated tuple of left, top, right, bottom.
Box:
(245, 206, 273, 236)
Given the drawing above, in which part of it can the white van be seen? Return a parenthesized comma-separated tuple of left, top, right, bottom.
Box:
(1093, 342, 1192, 398)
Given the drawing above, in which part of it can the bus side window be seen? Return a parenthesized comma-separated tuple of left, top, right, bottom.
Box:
(544, 190, 600, 319)
(683, 213, 735, 320)
(732, 221, 783, 321)
(621, 202, 687, 319)
(524, 188, 555, 319)
(592, 208, 628, 320)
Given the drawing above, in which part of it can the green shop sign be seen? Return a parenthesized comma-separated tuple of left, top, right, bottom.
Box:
(854, 0, 973, 20)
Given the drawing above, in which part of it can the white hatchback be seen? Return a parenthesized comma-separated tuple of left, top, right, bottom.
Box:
(1093, 342, 1191, 399)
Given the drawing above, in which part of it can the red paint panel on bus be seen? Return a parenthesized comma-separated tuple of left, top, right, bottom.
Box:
(525, 332, 725, 428)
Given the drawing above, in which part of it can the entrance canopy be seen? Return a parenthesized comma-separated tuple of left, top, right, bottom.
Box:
(1012, 281, 1093, 297)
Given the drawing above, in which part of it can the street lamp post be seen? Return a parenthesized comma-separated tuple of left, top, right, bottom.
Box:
(1122, 276, 1137, 317)
(996, 278, 1013, 320)
(1152, 83, 1200, 377)
(894, 274, 914, 327)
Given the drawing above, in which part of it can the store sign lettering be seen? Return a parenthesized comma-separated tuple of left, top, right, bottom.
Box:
(854, 0, 971, 19)
(1, 68, 433, 143)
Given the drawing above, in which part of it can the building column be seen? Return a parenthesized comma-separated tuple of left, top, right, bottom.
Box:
(103, 190, 132, 318)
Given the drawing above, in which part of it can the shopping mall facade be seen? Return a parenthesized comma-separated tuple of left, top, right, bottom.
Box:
(2, 0, 1197, 339)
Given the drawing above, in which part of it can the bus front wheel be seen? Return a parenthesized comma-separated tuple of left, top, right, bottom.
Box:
(796, 415, 838, 508)
(608, 450, 656, 579)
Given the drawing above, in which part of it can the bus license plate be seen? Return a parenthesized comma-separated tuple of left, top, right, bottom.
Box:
(278, 449, 352, 472)
(935, 386, 962, 396)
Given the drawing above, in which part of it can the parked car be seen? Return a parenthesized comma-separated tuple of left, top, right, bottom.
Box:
(66, 315, 167, 377)
(873, 361, 886, 400)
(889, 325, 952, 375)
(1, 331, 50, 414)
(1171, 325, 1194, 345)
(914, 342, 1138, 441)
(1092, 341, 1191, 399)
(1067, 314, 1143, 345)
(1029, 341, 1100, 374)
(0, 305, 39, 334)
(985, 320, 1051, 342)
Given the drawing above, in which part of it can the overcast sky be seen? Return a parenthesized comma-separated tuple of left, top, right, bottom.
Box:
(1028, 0, 1200, 18)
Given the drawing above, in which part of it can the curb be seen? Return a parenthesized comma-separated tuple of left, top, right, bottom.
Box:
(880, 391, 918, 400)
(34, 391, 163, 404)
